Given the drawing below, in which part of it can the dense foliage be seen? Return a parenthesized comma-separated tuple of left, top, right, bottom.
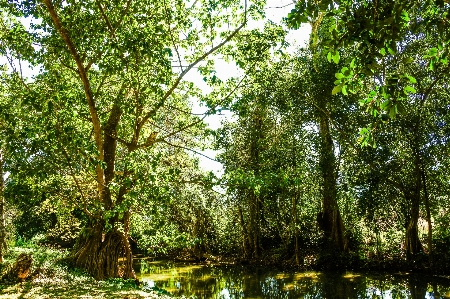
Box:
(0, 0, 449, 281)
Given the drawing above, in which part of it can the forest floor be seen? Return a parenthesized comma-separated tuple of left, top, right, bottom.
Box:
(0, 247, 182, 299)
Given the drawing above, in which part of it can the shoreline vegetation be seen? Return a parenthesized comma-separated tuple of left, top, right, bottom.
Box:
(2, 242, 450, 299)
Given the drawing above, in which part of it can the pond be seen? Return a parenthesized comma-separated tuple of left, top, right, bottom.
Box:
(136, 259, 450, 299)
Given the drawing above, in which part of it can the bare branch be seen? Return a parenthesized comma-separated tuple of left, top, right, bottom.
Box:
(5, 52, 30, 91)
(266, 3, 294, 9)
(59, 57, 79, 74)
(162, 140, 219, 162)
(95, 0, 116, 39)
(59, 143, 93, 217)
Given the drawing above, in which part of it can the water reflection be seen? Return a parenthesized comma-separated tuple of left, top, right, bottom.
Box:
(136, 259, 450, 299)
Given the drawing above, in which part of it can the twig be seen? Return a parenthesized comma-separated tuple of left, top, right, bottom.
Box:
(161, 140, 219, 162)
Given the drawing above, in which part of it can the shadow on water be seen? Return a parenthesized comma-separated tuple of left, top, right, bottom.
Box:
(135, 259, 450, 299)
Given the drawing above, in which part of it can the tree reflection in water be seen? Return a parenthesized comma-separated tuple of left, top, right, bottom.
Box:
(136, 260, 450, 299)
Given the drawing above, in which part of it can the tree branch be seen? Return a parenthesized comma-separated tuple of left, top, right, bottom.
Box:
(161, 140, 219, 162)
(42, 0, 105, 196)
(138, 0, 248, 130)
(95, 0, 116, 39)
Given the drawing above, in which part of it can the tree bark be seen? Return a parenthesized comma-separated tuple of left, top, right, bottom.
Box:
(317, 113, 347, 252)
(248, 191, 261, 258)
(238, 205, 251, 259)
(0, 151, 6, 263)
(72, 223, 135, 280)
(70, 104, 136, 280)
(404, 157, 423, 260)
(291, 133, 300, 265)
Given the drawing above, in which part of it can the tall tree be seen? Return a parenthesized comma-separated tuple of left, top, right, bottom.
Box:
(287, 0, 450, 143)
(1, 0, 258, 279)
(0, 149, 5, 263)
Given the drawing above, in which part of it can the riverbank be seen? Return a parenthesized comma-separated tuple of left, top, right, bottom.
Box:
(0, 247, 182, 299)
(163, 247, 449, 275)
(2, 245, 449, 299)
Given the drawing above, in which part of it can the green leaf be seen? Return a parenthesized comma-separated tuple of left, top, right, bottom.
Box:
(401, 10, 410, 22)
(381, 99, 391, 110)
(327, 51, 332, 63)
(389, 105, 397, 119)
(332, 84, 343, 95)
(335, 72, 344, 79)
(427, 48, 438, 57)
(342, 84, 348, 95)
(405, 75, 417, 83)
(332, 51, 340, 64)
(403, 86, 416, 94)
(429, 58, 436, 70)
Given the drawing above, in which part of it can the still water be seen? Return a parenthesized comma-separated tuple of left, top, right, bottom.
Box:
(136, 259, 450, 299)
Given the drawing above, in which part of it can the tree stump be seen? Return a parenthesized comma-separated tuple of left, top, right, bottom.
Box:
(4, 253, 33, 282)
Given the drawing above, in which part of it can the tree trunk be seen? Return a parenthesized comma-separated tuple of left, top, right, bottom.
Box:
(71, 105, 137, 281)
(422, 169, 433, 267)
(405, 210, 422, 259)
(238, 205, 251, 259)
(404, 158, 423, 260)
(72, 222, 135, 280)
(0, 151, 6, 263)
(292, 193, 300, 265)
(291, 132, 300, 265)
(317, 114, 347, 252)
(248, 191, 261, 258)
(246, 111, 263, 259)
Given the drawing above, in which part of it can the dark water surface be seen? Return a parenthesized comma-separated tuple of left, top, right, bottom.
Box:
(136, 259, 450, 299)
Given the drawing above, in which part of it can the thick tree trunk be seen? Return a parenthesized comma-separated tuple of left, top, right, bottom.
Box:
(317, 114, 347, 252)
(405, 211, 422, 259)
(71, 104, 137, 280)
(72, 222, 135, 280)
(404, 196, 423, 258)
(0, 151, 6, 263)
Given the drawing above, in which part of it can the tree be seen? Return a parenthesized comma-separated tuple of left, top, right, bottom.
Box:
(1, 0, 258, 279)
(287, 0, 450, 143)
(0, 149, 5, 263)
